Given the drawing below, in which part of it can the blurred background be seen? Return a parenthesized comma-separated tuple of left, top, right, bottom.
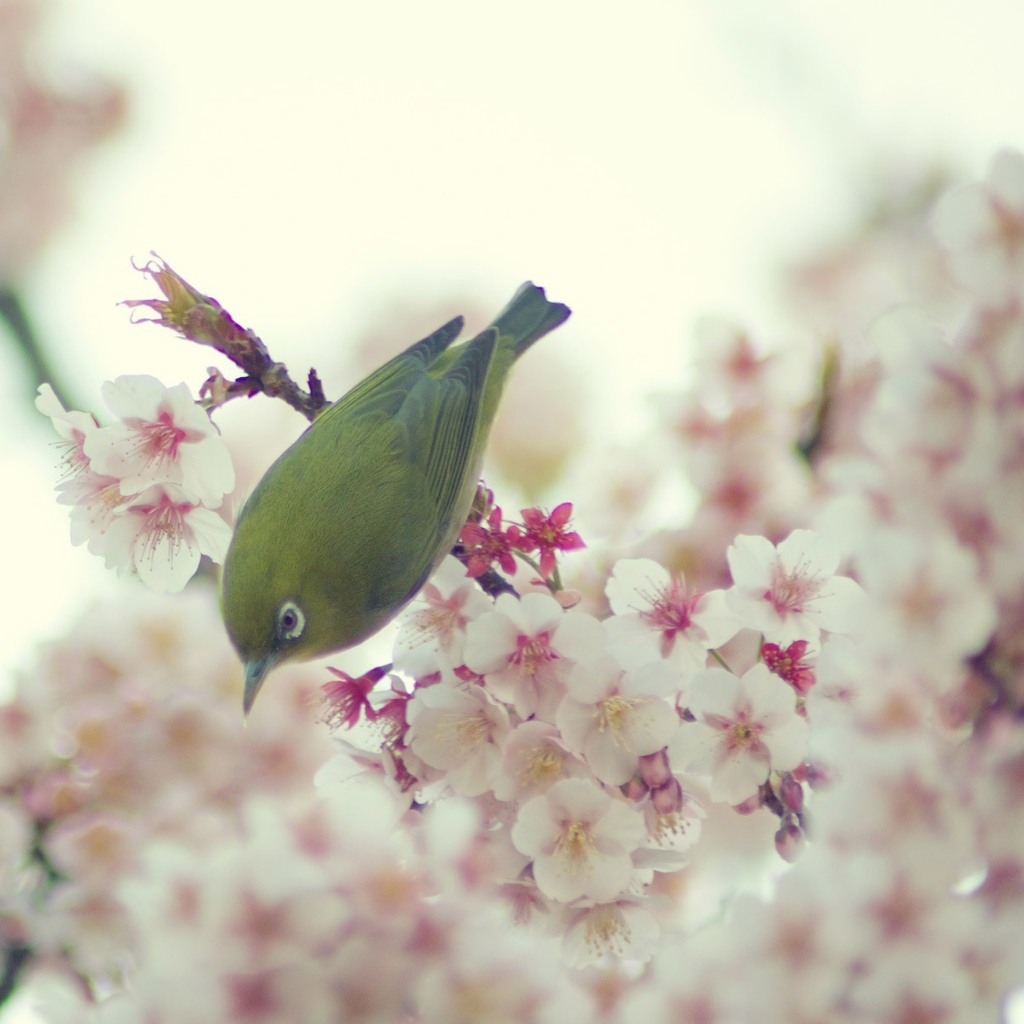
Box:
(4, 0, 1024, 687)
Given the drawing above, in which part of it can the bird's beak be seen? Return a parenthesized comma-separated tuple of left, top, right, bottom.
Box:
(243, 656, 274, 717)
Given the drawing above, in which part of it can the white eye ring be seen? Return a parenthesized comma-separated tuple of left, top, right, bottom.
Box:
(277, 601, 305, 641)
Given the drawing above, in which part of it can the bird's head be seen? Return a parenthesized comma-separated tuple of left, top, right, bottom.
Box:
(220, 501, 385, 715)
(219, 506, 339, 714)
(232, 595, 311, 715)
(221, 557, 323, 715)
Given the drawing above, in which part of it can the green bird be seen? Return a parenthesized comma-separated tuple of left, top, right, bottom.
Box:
(220, 283, 570, 714)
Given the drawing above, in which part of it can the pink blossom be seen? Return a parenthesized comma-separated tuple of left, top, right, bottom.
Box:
(34, 383, 97, 478)
(604, 558, 740, 675)
(317, 665, 389, 732)
(393, 555, 491, 679)
(639, 786, 705, 856)
(315, 736, 419, 807)
(85, 375, 235, 506)
(556, 653, 680, 786)
(932, 148, 1024, 307)
(463, 592, 603, 721)
(458, 505, 520, 577)
(688, 315, 811, 409)
(669, 664, 809, 804)
(855, 526, 996, 679)
(405, 682, 510, 797)
(0, 797, 32, 895)
(414, 913, 594, 1024)
(726, 529, 865, 646)
(38, 375, 237, 593)
(514, 501, 586, 578)
(59, 468, 126, 553)
(510, 777, 647, 903)
(98, 483, 232, 593)
(43, 812, 140, 882)
(761, 640, 816, 695)
(491, 720, 589, 802)
(0, 10, 124, 279)
(861, 307, 984, 465)
(561, 899, 660, 968)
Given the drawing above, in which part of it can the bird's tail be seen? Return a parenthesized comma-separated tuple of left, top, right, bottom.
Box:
(491, 282, 571, 359)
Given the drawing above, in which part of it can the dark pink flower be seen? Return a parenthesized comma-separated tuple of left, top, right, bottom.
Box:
(318, 665, 389, 731)
(458, 506, 520, 577)
(514, 502, 585, 578)
(761, 640, 816, 696)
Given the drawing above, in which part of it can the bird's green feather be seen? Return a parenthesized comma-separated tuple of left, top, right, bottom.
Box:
(220, 282, 570, 709)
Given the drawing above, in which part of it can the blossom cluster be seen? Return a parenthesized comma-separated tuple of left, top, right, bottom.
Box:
(319, 522, 863, 965)
(0, 584, 335, 1006)
(11, 149, 1024, 1023)
(37, 376, 235, 592)
(0, 0, 125, 282)
(458, 495, 585, 580)
(611, 149, 1024, 1022)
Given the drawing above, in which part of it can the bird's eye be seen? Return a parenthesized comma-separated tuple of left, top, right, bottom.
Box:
(277, 601, 305, 641)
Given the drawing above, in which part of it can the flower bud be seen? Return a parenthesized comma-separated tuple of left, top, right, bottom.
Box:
(732, 791, 764, 815)
(638, 748, 672, 788)
(778, 774, 805, 813)
(774, 818, 807, 862)
(123, 256, 253, 354)
(804, 762, 837, 790)
(622, 775, 649, 802)
(651, 777, 683, 815)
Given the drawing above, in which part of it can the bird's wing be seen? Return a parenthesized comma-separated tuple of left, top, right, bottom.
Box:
(313, 315, 466, 429)
(397, 327, 499, 544)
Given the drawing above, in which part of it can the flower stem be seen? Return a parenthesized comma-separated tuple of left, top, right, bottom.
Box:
(0, 287, 74, 411)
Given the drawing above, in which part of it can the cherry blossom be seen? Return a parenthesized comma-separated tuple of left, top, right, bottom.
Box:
(491, 720, 589, 802)
(669, 663, 809, 804)
(860, 307, 984, 464)
(85, 375, 235, 506)
(639, 784, 706, 855)
(688, 315, 812, 410)
(0, 583, 336, 1001)
(393, 554, 491, 679)
(405, 682, 510, 797)
(604, 558, 740, 675)
(463, 592, 604, 721)
(515, 501, 585, 578)
(59, 467, 126, 554)
(315, 735, 420, 807)
(511, 777, 647, 903)
(556, 654, 680, 786)
(855, 525, 996, 679)
(0, 1, 125, 280)
(22, 145, 1024, 1021)
(561, 899, 660, 968)
(932, 148, 1024, 307)
(414, 913, 593, 1024)
(44, 812, 140, 882)
(458, 504, 520, 577)
(761, 639, 816, 695)
(97, 483, 232, 593)
(39, 375, 238, 593)
(726, 529, 865, 646)
(317, 665, 390, 732)
(34, 383, 97, 478)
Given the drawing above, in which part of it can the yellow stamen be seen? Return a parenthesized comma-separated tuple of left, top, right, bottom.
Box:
(555, 821, 595, 871)
(438, 710, 491, 754)
(519, 745, 563, 788)
(598, 694, 637, 734)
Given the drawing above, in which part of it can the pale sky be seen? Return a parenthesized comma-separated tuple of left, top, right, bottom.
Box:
(4, 0, 1024, 695)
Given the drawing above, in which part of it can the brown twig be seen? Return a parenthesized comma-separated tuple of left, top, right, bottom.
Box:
(123, 255, 329, 422)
